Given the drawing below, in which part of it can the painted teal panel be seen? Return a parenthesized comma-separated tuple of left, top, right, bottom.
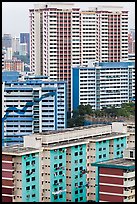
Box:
(22, 153, 39, 202)
(95, 140, 109, 202)
(50, 148, 66, 202)
(71, 144, 87, 202)
(114, 136, 127, 158)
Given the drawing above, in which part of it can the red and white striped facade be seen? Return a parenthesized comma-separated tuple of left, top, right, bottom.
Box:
(99, 167, 135, 202)
(2, 155, 14, 202)
(29, 3, 129, 110)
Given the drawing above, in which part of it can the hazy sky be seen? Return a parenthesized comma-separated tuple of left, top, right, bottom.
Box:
(2, 2, 135, 37)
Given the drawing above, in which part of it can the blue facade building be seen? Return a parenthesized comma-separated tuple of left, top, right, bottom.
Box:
(71, 61, 135, 111)
(2, 71, 67, 146)
(20, 33, 30, 55)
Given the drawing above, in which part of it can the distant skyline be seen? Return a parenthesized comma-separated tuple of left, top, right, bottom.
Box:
(2, 2, 135, 37)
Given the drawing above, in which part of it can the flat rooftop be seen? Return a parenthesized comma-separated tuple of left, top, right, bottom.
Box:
(41, 132, 126, 150)
(38, 124, 109, 135)
(92, 158, 135, 170)
(2, 145, 40, 156)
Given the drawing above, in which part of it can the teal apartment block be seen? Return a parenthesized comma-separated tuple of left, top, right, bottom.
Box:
(69, 144, 87, 202)
(50, 148, 66, 202)
(3, 122, 131, 202)
(113, 137, 127, 158)
(22, 152, 39, 202)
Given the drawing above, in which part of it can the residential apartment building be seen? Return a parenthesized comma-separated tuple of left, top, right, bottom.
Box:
(2, 122, 131, 202)
(2, 71, 67, 146)
(92, 147, 135, 202)
(29, 3, 129, 110)
(24, 122, 128, 202)
(4, 59, 24, 72)
(126, 123, 135, 148)
(2, 146, 40, 202)
(71, 61, 135, 111)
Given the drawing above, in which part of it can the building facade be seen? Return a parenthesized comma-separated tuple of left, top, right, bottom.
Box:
(20, 33, 30, 55)
(92, 147, 135, 202)
(2, 122, 131, 202)
(2, 34, 12, 50)
(128, 32, 135, 54)
(29, 3, 129, 111)
(2, 72, 67, 146)
(4, 59, 24, 72)
(12, 37, 20, 54)
(24, 122, 128, 202)
(71, 61, 135, 111)
(2, 146, 40, 202)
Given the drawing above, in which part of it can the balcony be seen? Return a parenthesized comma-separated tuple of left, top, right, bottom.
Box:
(124, 171, 135, 178)
(124, 189, 135, 196)
(124, 197, 135, 202)
(124, 180, 135, 187)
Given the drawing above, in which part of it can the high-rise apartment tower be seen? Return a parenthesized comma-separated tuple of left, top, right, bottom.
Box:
(29, 3, 129, 110)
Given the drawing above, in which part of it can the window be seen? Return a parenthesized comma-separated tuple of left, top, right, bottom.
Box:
(32, 160, 35, 165)
(79, 166, 83, 170)
(75, 160, 78, 164)
(79, 151, 83, 155)
(32, 177, 35, 181)
(59, 163, 62, 167)
(75, 167, 78, 171)
(75, 190, 78, 194)
(32, 194, 35, 198)
(32, 169, 35, 173)
(75, 183, 78, 187)
(75, 175, 78, 179)
(99, 155, 102, 159)
(54, 164, 57, 168)
(54, 195, 58, 200)
(130, 151, 133, 158)
(80, 189, 83, 193)
(121, 143, 124, 147)
(59, 187, 63, 190)
(59, 155, 62, 159)
(59, 194, 63, 198)
(117, 151, 120, 155)
(54, 180, 58, 185)
(32, 185, 35, 189)
(75, 198, 78, 202)
(59, 171, 62, 175)
(80, 197, 83, 201)
(79, 159, 83, 163)
(26, 178, 30, 182)
(26, 186, 30, 190)
(54, 188, 57, 192)
(103, 147, 106, 150)
(26, 161, 30, 166)
(75, 152, 78, 156)
(103, 154, 106, 158)
(59, 179, 62, 183)
(80, 181, 83, 186)
(99, 148, 102, 151)
(26, 170, 29, 174)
